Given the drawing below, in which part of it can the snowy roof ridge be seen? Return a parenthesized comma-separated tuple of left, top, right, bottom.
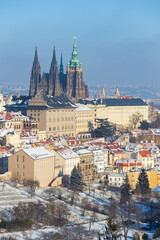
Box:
(23, 146, 54, 160)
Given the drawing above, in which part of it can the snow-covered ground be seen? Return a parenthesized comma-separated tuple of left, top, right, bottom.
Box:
(0, 182, 157, 239)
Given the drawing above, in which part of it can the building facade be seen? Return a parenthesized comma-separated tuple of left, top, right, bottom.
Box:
(8, 147, 55, 187)
(127, 168, 158, 189)
(75, 104, 94, 135)
(81, 98, 149, 127)
(76, 149, 96, 182)
(26, 94, 76, 138)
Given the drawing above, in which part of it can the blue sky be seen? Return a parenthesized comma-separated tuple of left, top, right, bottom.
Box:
(0, 0, 160, 89)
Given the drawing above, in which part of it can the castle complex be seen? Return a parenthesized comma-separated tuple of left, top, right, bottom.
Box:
(29, 37, 89, 98)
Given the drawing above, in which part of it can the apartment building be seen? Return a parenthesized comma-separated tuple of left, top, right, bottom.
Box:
(127, 168, 158, 189)
(138, 150, 154, 169)
(8, 146, 55, 187)
(76, 149, 96, 182)
(52, 147, 80, 176)
(27, 94, 76, 138)
(0, 112, 29, 131)
(75, 104, 94, 135)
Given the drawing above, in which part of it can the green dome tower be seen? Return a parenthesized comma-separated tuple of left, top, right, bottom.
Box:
(66, 37, 88, 98)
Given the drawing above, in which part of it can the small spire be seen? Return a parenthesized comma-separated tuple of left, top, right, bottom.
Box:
(34, 47, 39, 64)
(60, 53, 63, 66)
(115, 86, 120, 98)
(101, 86, 106, 99)
(73, 36, 77, 51)
(60, 52, 63, 74)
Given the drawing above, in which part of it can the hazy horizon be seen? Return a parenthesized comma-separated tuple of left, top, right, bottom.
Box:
(0, 0, 160, 88)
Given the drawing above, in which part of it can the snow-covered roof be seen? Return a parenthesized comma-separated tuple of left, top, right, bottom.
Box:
(76, 149, 91, 155)
(152, 185, 160, 192)
(55, 147, 79, 159)
(23, 146, 54, 160)
(75, 103, 92, 111)
(108, 172, 126, 177)
(0, 128, 14, 137)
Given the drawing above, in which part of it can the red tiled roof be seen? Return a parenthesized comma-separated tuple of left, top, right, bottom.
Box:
(5, 112, 12, 120)
(139, 150, 152, 157)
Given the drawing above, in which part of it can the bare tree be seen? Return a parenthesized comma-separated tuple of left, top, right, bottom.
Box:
(89, 211, 98, 232)
(129, 112, 143, 129)
(55, 201, 70, 221)
(116, 201, 134, 240)
(23, 179, 39, 198)
(81, 197, 91, 216)
(134, 205, 143, 230)
(41, 231, 64, 240)
(105, 201, 121, 238)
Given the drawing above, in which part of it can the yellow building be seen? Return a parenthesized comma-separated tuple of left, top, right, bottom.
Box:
(6, 131, 21, 148)
(85, 98, 149, 127)
(8, 146, 55, 187)
(76, 149, 96, 182)
(127, 168, 158, 189)
(0, 112, 29, 131)
(86, 104, 107, 128)
(75, 104, 94, 135)
(27, 94, 76, 138)
(51, 147, 80, 176)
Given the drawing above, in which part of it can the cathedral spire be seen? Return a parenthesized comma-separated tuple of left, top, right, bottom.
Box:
(51, 46, 57, 64)
(29, 47, 41, 97)
(49, 46, 62, 96)
(34, 47, 39, 64)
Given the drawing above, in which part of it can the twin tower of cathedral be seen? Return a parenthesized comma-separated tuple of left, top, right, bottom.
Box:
(29, 37, 89, 98)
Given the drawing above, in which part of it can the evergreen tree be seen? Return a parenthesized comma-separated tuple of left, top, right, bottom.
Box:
(139, 120, 150, 130)
(88, 121, 94, 132)
(93, 118, 113, 138)
(137, 169, 151, 196)
(120, 175, 131, 204)
(70, 164, 83, 192)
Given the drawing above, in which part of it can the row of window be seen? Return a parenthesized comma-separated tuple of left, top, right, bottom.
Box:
(110, 182, 121, 186)
(49, 125, 74, 131)
(31, 113, 40, 116)
(17, 172, 24, 177)
(48, 110, 74, 113)
(49, 117, 74, 122)
(76, 115, 93, 118)
(17, 156, 25, 162)
(31, 110, 40, 112)
(110, 177, 125, 181)
(76, 120, 93, 123)
(17, 164, 25, 169)
(49, 133, 74, 137)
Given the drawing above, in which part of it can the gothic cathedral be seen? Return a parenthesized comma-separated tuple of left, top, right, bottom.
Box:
(29, 38, 89, 98)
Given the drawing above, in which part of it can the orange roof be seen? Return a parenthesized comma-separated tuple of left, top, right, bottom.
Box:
(139, 150, 152, 157)
(5, 112, 12, 120)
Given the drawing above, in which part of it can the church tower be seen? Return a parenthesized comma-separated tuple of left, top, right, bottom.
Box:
(29, 47, 41, 97)
(66, 37, 88, 98)
(49, 47, 62, 96)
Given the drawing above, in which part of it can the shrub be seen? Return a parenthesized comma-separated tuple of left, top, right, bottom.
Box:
(153, 228, 160, 239)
